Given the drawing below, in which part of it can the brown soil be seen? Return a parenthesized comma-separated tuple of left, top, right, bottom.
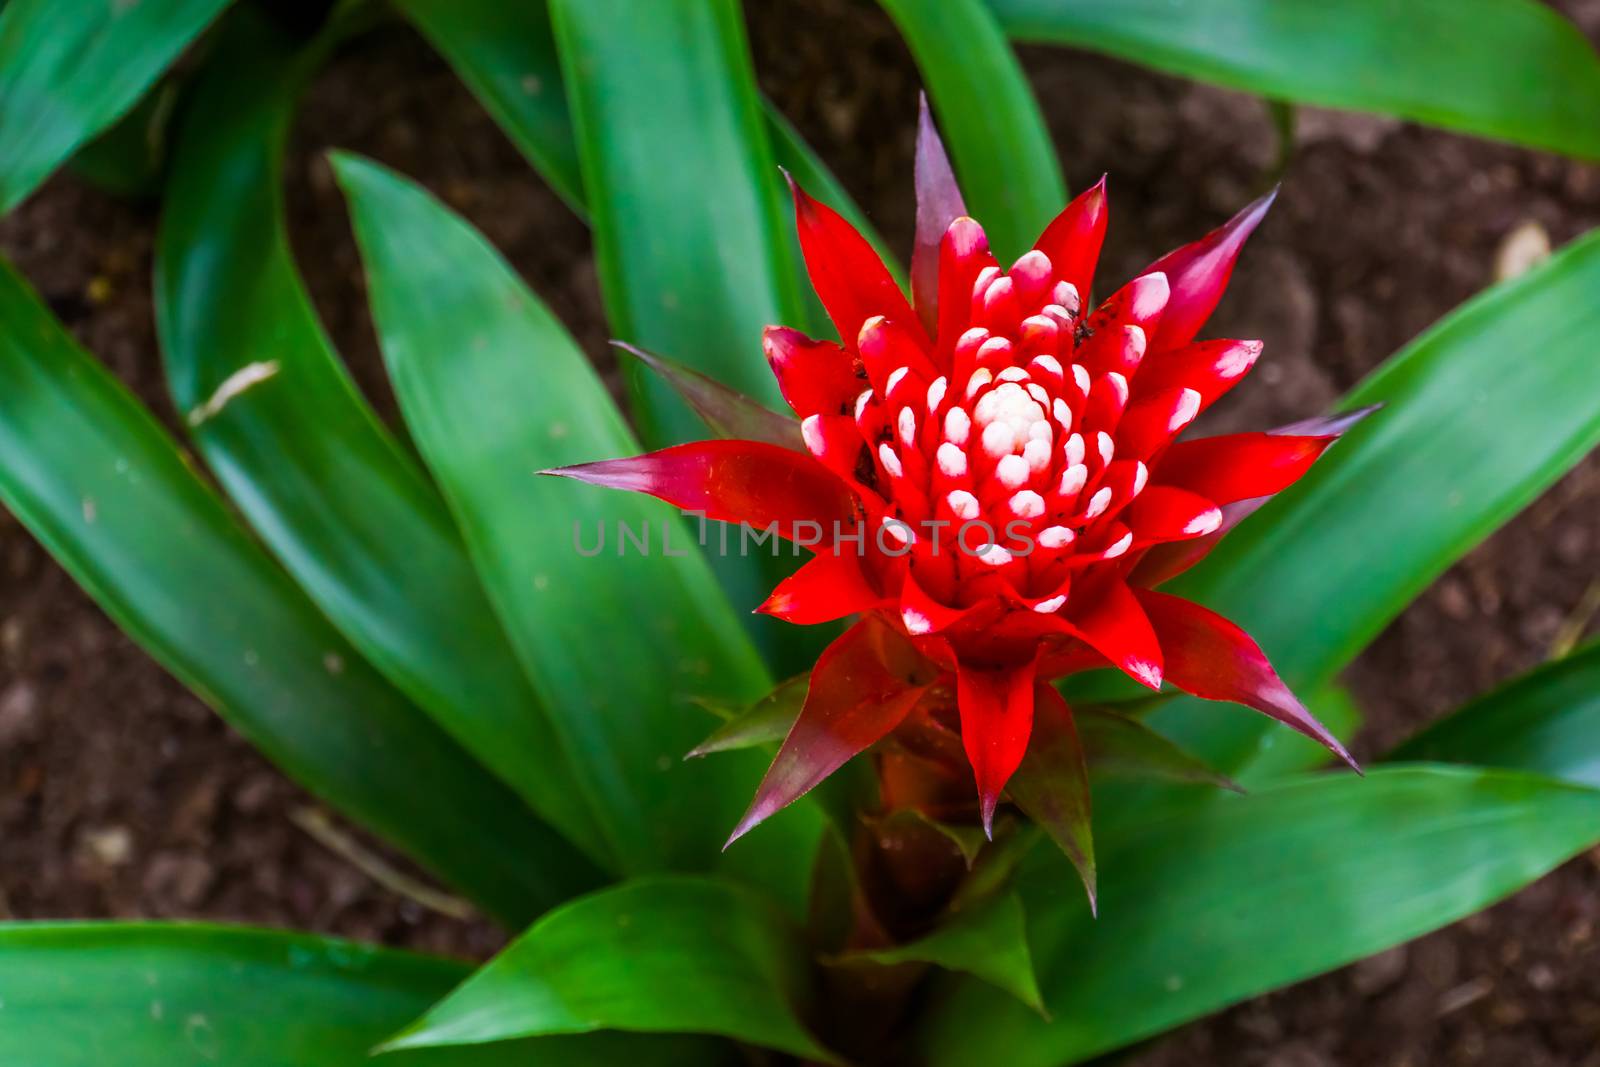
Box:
(2, 1, 1598, 1062)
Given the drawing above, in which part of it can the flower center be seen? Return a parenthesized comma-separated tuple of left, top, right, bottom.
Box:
(854, 248, 1186, 613)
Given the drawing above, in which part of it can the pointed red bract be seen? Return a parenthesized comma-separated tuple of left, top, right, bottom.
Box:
(1136, 589, 1358, 770)
(1155, 431, 1336, 505)
(1034, 176, 1107, 304)
(788, 174, 924, 349)
(1133, 338, 1262, 412)
(1007, 683, 1095, 911)
(1131, 405, 1378, 585)
(728, 616, 934, 845)
(935, 215, 996, 361)
(543, 439, 858, 546)
(758, 551, 884, 624)
(955, 655, 1039, 835)
(1116, 385, 1202, 459)
(1079, 272, 1169, 376)
(763, 326, 860, 419)
(913, 95, 967, 336)
(1124, 486, 1222, 546)
(1130, 495, 1269, 588)
(1065, 578, 1163, 691)
(1144, 188, 1276, 352)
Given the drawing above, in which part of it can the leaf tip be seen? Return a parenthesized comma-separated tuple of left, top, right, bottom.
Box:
(723, 806, 765, 851)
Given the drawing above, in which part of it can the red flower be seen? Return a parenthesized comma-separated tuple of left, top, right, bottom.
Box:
(547, 103, 1363, 888)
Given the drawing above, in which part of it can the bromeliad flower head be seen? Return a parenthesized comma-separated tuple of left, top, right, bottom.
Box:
(547, 101, 1366, 894)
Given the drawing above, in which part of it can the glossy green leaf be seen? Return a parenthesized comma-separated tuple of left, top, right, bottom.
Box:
(0, 257, 595, 924)
(687, 674, 807, 758)
(385, 877, 837, 1063)
(880, 0, 1064, 259)
(391, 0, 895, 291)
(920, 766, 1600, 1066)
(1153, 227, 1600, 771)
(549, 0, 796, 443)
(1076, 707, 1239, 792)
(1391, 640, 1600, 787)
(67, 73, 181, 199)
(394, 0, 585, 214)
(986, 0, 1600, 160)
(549, 0, 837, 673)
(153, 11, 604, 863)
(835, 890, 1044, 1014)
(333, 153, 825, 896)
(0, 923, 718, 1066)
(0, 0, 230, 211)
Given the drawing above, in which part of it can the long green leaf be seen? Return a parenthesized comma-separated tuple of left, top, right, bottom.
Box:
(332, 152, 825, 897)
(1152, 228, 1600, 771)
(0, 257, 595, 924)
(394, 0, 585, 215)
(834, 890, 1044, 1013)
(920, 766, 1600, 1066)
(547, 0, 795, 442)
(1076, 707, 1239, 792)
(549, 0, 837, 672)
(1391, 640, 1600, 787)
(384, 877, 837, 1063)
(392, 0, 896, 293)
(986, 0, 1600, 160)
(0, 0, 231, 211)
(153, 9, 604, 862)
(879, 0, 1064, 259)
(67, 72, 182, 199)
(0, 923, 719, 1065)
(687, 674, 807, 759)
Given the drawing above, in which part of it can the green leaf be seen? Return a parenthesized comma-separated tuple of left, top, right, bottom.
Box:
(687, 674, 806, 758)
(384, 876, 838, 1064)
(1008, 693, 1095, 906)
(550, 0, 800, 447)
(0, 257, 595, 925)
(153, 10, 604, 864)
(1391, 640, 1600, 787)
(0, 923, 718, 1065)
(833, 890, 1044, 1014)
(332, 152, 826, 896)
(549, 0, 797, 444)
(919, 766, 1600, 1066)
(1152, 228, 1600, 771)
(394, 0, 585, 214)
(1236, 682, 1364, 786)
(986, 0, 1600, 160)
(880, 0, 1065, 259)
(1076, 707, 1240, 792)
(549, 0, 837, 672)
(391, 0, 895, 288)
(0, 0, 231, 211)
(67, 73, 182, 199)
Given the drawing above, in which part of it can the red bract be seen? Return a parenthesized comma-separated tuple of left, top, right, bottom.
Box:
(547, 103, 1366, 891)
